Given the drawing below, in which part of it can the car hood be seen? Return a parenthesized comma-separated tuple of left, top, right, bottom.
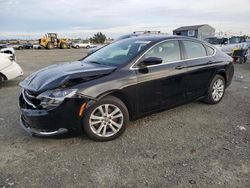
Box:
(20, 61, 116, 93)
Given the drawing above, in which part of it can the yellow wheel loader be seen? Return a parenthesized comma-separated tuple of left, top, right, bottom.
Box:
(39, 33, 69, 49)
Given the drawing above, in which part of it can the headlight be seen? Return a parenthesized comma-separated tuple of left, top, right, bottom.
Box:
(37, 89, 77, 109)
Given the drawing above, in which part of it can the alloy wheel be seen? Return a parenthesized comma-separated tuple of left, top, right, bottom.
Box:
(89, 104, 124, 137)
(212, 78, 224, 101)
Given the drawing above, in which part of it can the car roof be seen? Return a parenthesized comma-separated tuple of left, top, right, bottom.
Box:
(125, 35, 204, 43)
(205, 36, 227, 39)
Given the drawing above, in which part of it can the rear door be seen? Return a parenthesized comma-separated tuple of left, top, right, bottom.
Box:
(180, 40, 216, 99)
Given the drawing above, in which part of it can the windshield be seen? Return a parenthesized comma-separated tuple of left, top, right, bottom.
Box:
(82, 38, 152, 66)
(229, 37, 244, 44)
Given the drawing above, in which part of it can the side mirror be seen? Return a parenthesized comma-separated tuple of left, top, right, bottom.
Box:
(139, 57, 163, 67)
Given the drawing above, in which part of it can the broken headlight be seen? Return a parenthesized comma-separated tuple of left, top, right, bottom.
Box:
(37, 89, 78, 109)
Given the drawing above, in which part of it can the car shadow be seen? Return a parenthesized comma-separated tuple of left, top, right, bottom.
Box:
(0, 78, 23, 88)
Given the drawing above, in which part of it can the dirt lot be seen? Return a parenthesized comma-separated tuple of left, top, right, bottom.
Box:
(0, 49, 249, 187)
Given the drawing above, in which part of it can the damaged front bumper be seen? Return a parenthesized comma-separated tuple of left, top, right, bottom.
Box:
(20, 116, 68, 137)
(19, 92, 90, 137)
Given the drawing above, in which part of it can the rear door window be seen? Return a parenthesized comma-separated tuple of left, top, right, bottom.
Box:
(205, 46, 215, 56)
(182, 40, 207, 59)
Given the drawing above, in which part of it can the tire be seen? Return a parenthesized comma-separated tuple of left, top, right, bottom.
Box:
(60, 43, 68, 49)
(239, 57, 244, 64)
(46, 42, 54, 49)
(18, 46, 23, 50)
(75, 45, 79, 49)
(204, 75, 225, 104)
(86, 45, 90, 49)
(83, 96, 129, 141)
(244, 57, 247, 63)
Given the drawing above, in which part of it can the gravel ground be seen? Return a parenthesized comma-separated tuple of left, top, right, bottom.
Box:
(0, 49, 249, 188)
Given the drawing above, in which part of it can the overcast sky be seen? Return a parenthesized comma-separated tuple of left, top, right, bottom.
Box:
(1, 0, 250, 39)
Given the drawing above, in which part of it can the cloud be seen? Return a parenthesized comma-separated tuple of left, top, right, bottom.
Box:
(0, 0, 250, 39)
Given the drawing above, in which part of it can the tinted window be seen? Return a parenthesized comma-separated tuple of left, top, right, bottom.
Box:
(145, 40, 181, 63)
(182, 41, 206, 59)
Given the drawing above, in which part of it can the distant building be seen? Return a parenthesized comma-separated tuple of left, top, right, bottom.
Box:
(173, 24, 215, 40)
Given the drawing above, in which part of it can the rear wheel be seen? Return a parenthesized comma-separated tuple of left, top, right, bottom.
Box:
(204, 75, 225, 104)
(75, 45, 79, 49)
(46, 42, 54, 49)
(83, 96, 129, 141)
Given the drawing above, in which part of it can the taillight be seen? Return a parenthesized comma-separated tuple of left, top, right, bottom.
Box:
(9, 55, 15, 62)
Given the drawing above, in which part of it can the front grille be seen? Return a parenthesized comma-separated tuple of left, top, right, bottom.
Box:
(22, 89, 41, 108)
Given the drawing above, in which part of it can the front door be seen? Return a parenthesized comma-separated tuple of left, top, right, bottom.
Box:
(134, 40, 188, 114)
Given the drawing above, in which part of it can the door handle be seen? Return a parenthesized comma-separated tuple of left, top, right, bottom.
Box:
(206, 61, 215, 65)
(175, 65, 185, 70)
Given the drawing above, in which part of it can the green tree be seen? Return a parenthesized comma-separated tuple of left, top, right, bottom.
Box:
(90, 32, 106, 44)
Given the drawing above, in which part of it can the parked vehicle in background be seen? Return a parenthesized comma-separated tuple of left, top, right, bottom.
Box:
(0, 45, 16, 61)
(204, 37, 228, 48)
(71, 41, 94, 49)
(39, 33, 69, 49)
(221, 36, 248, 63)
(33, 44, 43, 49)
(0, 45, 15, 54)
(246, 38, 250, 48)
(205, 36, 248, 63)
(87, 31, 163, 55)
(7, 43, 24, 50)
(0, 44, 8, 49)
(19, 35, 234, 141)
(23, 43, 33, 49)
(0, 53, 23, 84)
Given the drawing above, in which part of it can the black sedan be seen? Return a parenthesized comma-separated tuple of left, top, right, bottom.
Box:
(19, 35, 234, 141)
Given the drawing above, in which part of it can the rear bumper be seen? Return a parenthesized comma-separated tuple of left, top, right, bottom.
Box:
(2, 61, 23, 80)
(225, 61, 234, 88)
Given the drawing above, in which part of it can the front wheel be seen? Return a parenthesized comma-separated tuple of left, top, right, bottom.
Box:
(47, 42, 54, 49)
(60, 43, 68, 49)
(83, 96, 129, 141)
(204, 75, 225, 104)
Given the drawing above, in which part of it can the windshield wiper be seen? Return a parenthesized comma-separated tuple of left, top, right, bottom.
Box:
(86, 61, 102, 65)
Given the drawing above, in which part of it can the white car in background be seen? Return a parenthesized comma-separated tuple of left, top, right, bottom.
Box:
(205, 36, 249, 63)
(0, 45, 16, 61)
(246, 39, 250, 48)
(220, 36, 248, 54)
(71, 41, 94, 49)
(0, 53, 23, 84)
